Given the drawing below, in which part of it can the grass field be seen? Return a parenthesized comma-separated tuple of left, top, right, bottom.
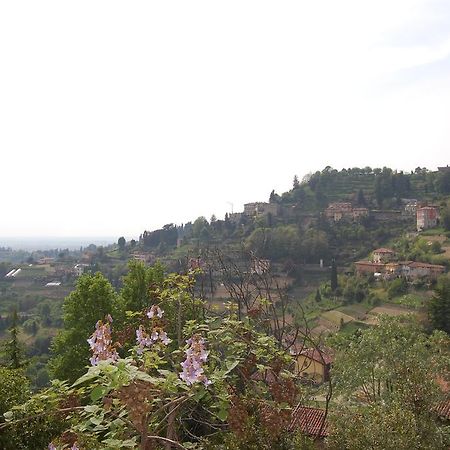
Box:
(369, 304, 415, 316)
(337, 304, 371, 320)
(321, 310, 354, 325)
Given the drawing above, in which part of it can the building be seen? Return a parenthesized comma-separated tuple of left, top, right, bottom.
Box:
(250, 258, 270, 275)
(372, 248, 395, 263)
(356, 259, 445, 280)
(293, 348, 333, 383)
(37, 257, 55, 265)
(417, 206, 439, 231)
(243, 202, 279, 217)
(131, 253, 152, 263)
(189, 257, 204, 270)
(324, 202, 352, 222)
(435, 399, 450, 422)
(407, 262, 445, 280)
(355, 261, 385, 275)
(371, 210, 403, 222)
(288, 405, 328, 438)
(73, 263, 89, 277)
(403, 199, 418, 216)
(324, 202, 368, 222)
(228, 212, 243, 224)
(352, 207, 370, 220)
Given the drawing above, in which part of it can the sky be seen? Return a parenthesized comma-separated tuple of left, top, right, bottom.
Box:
(0, 1, 449, 239)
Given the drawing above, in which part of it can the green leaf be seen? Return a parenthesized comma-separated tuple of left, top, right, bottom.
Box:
(90, 385, 107, 401)
(217, 408, 228, 421)
(225, 360, 239, 374)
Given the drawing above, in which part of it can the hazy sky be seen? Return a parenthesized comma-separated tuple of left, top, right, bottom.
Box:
(1, 1, 449, 238)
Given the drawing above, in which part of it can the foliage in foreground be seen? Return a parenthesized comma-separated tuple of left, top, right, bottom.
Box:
(328, 315, 450, 449)
(1, 270, 311, 449)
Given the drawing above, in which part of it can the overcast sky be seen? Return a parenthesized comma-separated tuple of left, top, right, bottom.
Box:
(1, 1, 449, 239)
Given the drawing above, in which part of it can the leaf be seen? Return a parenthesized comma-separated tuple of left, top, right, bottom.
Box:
(84, 404, 100, 414)
(217, 408, 228, 421)
(224, 360, 239, 375)
(72, 367, 100, 387)
(90, 385, 107, 401)
(193, 386, 207, 401)
(134, 371, 163, 385)
(90, 416, 103, 426)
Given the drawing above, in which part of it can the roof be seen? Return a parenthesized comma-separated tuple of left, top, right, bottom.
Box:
(373, 248, 395, 254)
(417, 206, 438, 211)
(355, 261, 384, 267)
(408, 261, 445, 270)
(289, 405, 328, 437)
(299, 348, 333, 365)
(435, 399, 450, 420)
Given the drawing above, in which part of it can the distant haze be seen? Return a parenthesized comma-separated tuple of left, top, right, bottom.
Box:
(1, 1, 449, 237)
(0, 237, 117, 251)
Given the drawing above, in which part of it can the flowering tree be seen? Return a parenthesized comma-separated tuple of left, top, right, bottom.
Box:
(1, 271, 313, 449)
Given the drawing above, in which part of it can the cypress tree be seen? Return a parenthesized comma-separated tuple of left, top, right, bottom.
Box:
(331, 259, 338, 292)
(2, 309, 26, 369)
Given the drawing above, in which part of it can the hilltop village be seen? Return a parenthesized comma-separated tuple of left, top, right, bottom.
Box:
(1, 165, 450, 448)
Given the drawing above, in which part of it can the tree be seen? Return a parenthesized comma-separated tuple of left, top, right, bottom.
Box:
(120, 260, 165, 313)
(435, 171, 450, 194)
(441, 205, 450, 231)
(2, 309, 26, 369)
(330, 259, 338, 291)
(118, 236, 126, 251)
(293, 175, 300, 189)
(49, 273, 119, 382)
(192, 216, 210, 241)
(428, 276, 450, 334)
(387, 277, 408, 299)
(356, 188, 367, 206)
(0, 367, 30, 449)
(315, 289, 321, 302)
(329, 316, 450, 449)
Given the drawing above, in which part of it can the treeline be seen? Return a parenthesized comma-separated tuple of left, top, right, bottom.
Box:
(278, 166, 450, 209)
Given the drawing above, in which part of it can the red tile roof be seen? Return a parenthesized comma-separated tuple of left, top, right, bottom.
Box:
(299, 348, 333, 365)
(289, 405, 328, 437)
(408, 261, 445, 270)
(435, 399, 450, 420)
(373, 248, 395, 253)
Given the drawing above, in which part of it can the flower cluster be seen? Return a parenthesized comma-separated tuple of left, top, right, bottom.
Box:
(87, 315, 118, 366)
(135, 325, 170, 354)
(136, 305, 171, 354)
(49, 444, 79, 450)
(179, 334, 211, 386)
(146, 304, 164, 319)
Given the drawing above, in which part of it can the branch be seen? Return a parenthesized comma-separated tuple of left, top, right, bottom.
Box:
(0, 406, 85, 430)
(146, 435, 188, 449)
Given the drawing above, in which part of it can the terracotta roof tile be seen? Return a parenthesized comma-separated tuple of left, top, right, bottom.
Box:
(299, 348, 333, 365)
(289, 405, 328, 437)
(435, 399, 450, 420)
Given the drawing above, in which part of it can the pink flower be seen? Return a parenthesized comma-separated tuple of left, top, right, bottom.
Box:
(159, 330, 171, 345)
(179, 334, 210, 386)
(136, 325, 153, 354)
(147, 305, 164, 319)
(88, 317, 118, 366)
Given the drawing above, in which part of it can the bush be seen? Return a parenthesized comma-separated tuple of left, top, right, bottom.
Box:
(387, 278, 408, 299)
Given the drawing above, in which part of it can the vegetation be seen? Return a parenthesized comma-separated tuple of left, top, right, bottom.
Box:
(1, 165, 450, 448)
(329, 315, 450, 449)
